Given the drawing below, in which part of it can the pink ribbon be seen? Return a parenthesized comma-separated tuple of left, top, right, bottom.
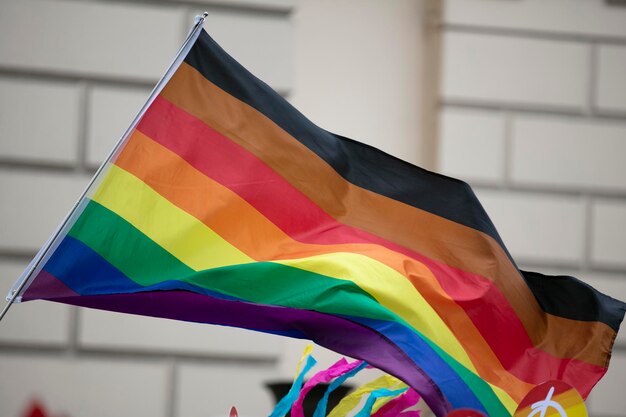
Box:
(291, 358, 365, 417)
(371, 388, 421, 417)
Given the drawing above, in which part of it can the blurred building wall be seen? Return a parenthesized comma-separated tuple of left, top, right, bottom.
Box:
(289, 0, 426, 166)
(1, 0, 626, 417)
(437, 1, 626, 416)
(0, 1, 427, 416)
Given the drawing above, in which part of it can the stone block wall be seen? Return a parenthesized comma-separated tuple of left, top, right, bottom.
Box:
(438, 1, 626, 415)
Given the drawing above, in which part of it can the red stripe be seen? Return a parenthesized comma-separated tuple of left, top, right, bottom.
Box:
(134, 95, 605, 391)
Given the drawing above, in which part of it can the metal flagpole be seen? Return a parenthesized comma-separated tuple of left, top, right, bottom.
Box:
(0, 12, 209, 323)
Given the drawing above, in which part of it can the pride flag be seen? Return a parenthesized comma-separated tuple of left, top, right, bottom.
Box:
(10, 29, 625, 417)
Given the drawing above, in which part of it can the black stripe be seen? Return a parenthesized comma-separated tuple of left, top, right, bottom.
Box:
(184, 30, 506, 248)
(184, 30, 626, 330)
(522, 270, 626, 332)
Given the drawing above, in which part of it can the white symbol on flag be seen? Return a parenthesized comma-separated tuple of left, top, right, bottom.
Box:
(527, 387, 567, 417)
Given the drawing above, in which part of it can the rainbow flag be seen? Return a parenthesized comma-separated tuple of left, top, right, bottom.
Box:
(11, 29, 625, 417)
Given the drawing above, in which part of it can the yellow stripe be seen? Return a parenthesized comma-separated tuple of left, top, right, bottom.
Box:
(563, 403, 588, 417)
(515, 390, 587, 417)
(92, 164, 253, 269)
(94, 163, 516, 410)
(280, 254, 515, 411)
(492, 387, 515, 414)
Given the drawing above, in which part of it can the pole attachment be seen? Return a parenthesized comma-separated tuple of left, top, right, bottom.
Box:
(0, 12, 209, 323)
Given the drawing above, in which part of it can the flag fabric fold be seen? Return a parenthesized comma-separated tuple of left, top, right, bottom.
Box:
(12, 29, 626, 417)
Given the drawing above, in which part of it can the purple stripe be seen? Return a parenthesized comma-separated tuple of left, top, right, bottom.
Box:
(47, 288, 449, 415)
(23, 270, 79, 300)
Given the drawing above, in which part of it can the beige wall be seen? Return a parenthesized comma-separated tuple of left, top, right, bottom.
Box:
(0, 1, 427, 416)
(438, 1, 626, 416)
(1, 1, 626, 417)
(282, 0, 429, 383)
(290, 0, 425, 166)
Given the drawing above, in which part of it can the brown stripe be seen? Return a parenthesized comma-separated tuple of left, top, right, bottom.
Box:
(118, 129, 535, 401)
(160, 62, 615, 367)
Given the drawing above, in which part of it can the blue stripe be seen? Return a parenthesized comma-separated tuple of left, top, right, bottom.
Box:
(43, 236, 239, 299)
(348, 316, 490, 414)
(42, 236, 308, 340)
(43, 236, 492, 414)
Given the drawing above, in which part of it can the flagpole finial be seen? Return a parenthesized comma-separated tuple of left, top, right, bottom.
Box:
(195, 12, 209, 25)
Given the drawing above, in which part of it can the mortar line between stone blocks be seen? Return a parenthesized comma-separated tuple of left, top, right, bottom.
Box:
(167, 361, 179, 417)
(0, 67, 156, 88)
(0, 68, 288, 103)
(0, 159, 76, 172)
(67, 307, 81, 357)
(520, 261, 626, 276)
(76, 82, 89, 174)
(442, 100, 626, 121)
(0, 253, 34, 264)
(83, 0, 294, 16)
(496, 256, 584, 272)
(581, 195, 594, 272)
(443, 23, 626, 46)
(0, 343, 279, 365)
(502, 110, 513, 186)
(516, 262, 626, 279)
(469, 182, 626, 200)
(181, 6, 194, 43)
(587, 41, 599, 117)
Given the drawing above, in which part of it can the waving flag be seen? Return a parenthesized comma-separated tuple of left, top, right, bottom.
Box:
(8, 26, 625, 417)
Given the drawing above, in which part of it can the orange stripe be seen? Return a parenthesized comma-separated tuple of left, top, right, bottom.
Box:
(116, 129, 534, 402)
(158, 62, 615, 368)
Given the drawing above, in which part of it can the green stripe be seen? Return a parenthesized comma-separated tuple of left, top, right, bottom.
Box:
(69, 200, 195, 284)
(69, 200, 385, 319)
(71, 200, 507, 414)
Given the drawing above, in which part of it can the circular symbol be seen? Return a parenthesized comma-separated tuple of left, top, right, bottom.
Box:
(445, 410, 487, 417)
(514, 380, 587, 417)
